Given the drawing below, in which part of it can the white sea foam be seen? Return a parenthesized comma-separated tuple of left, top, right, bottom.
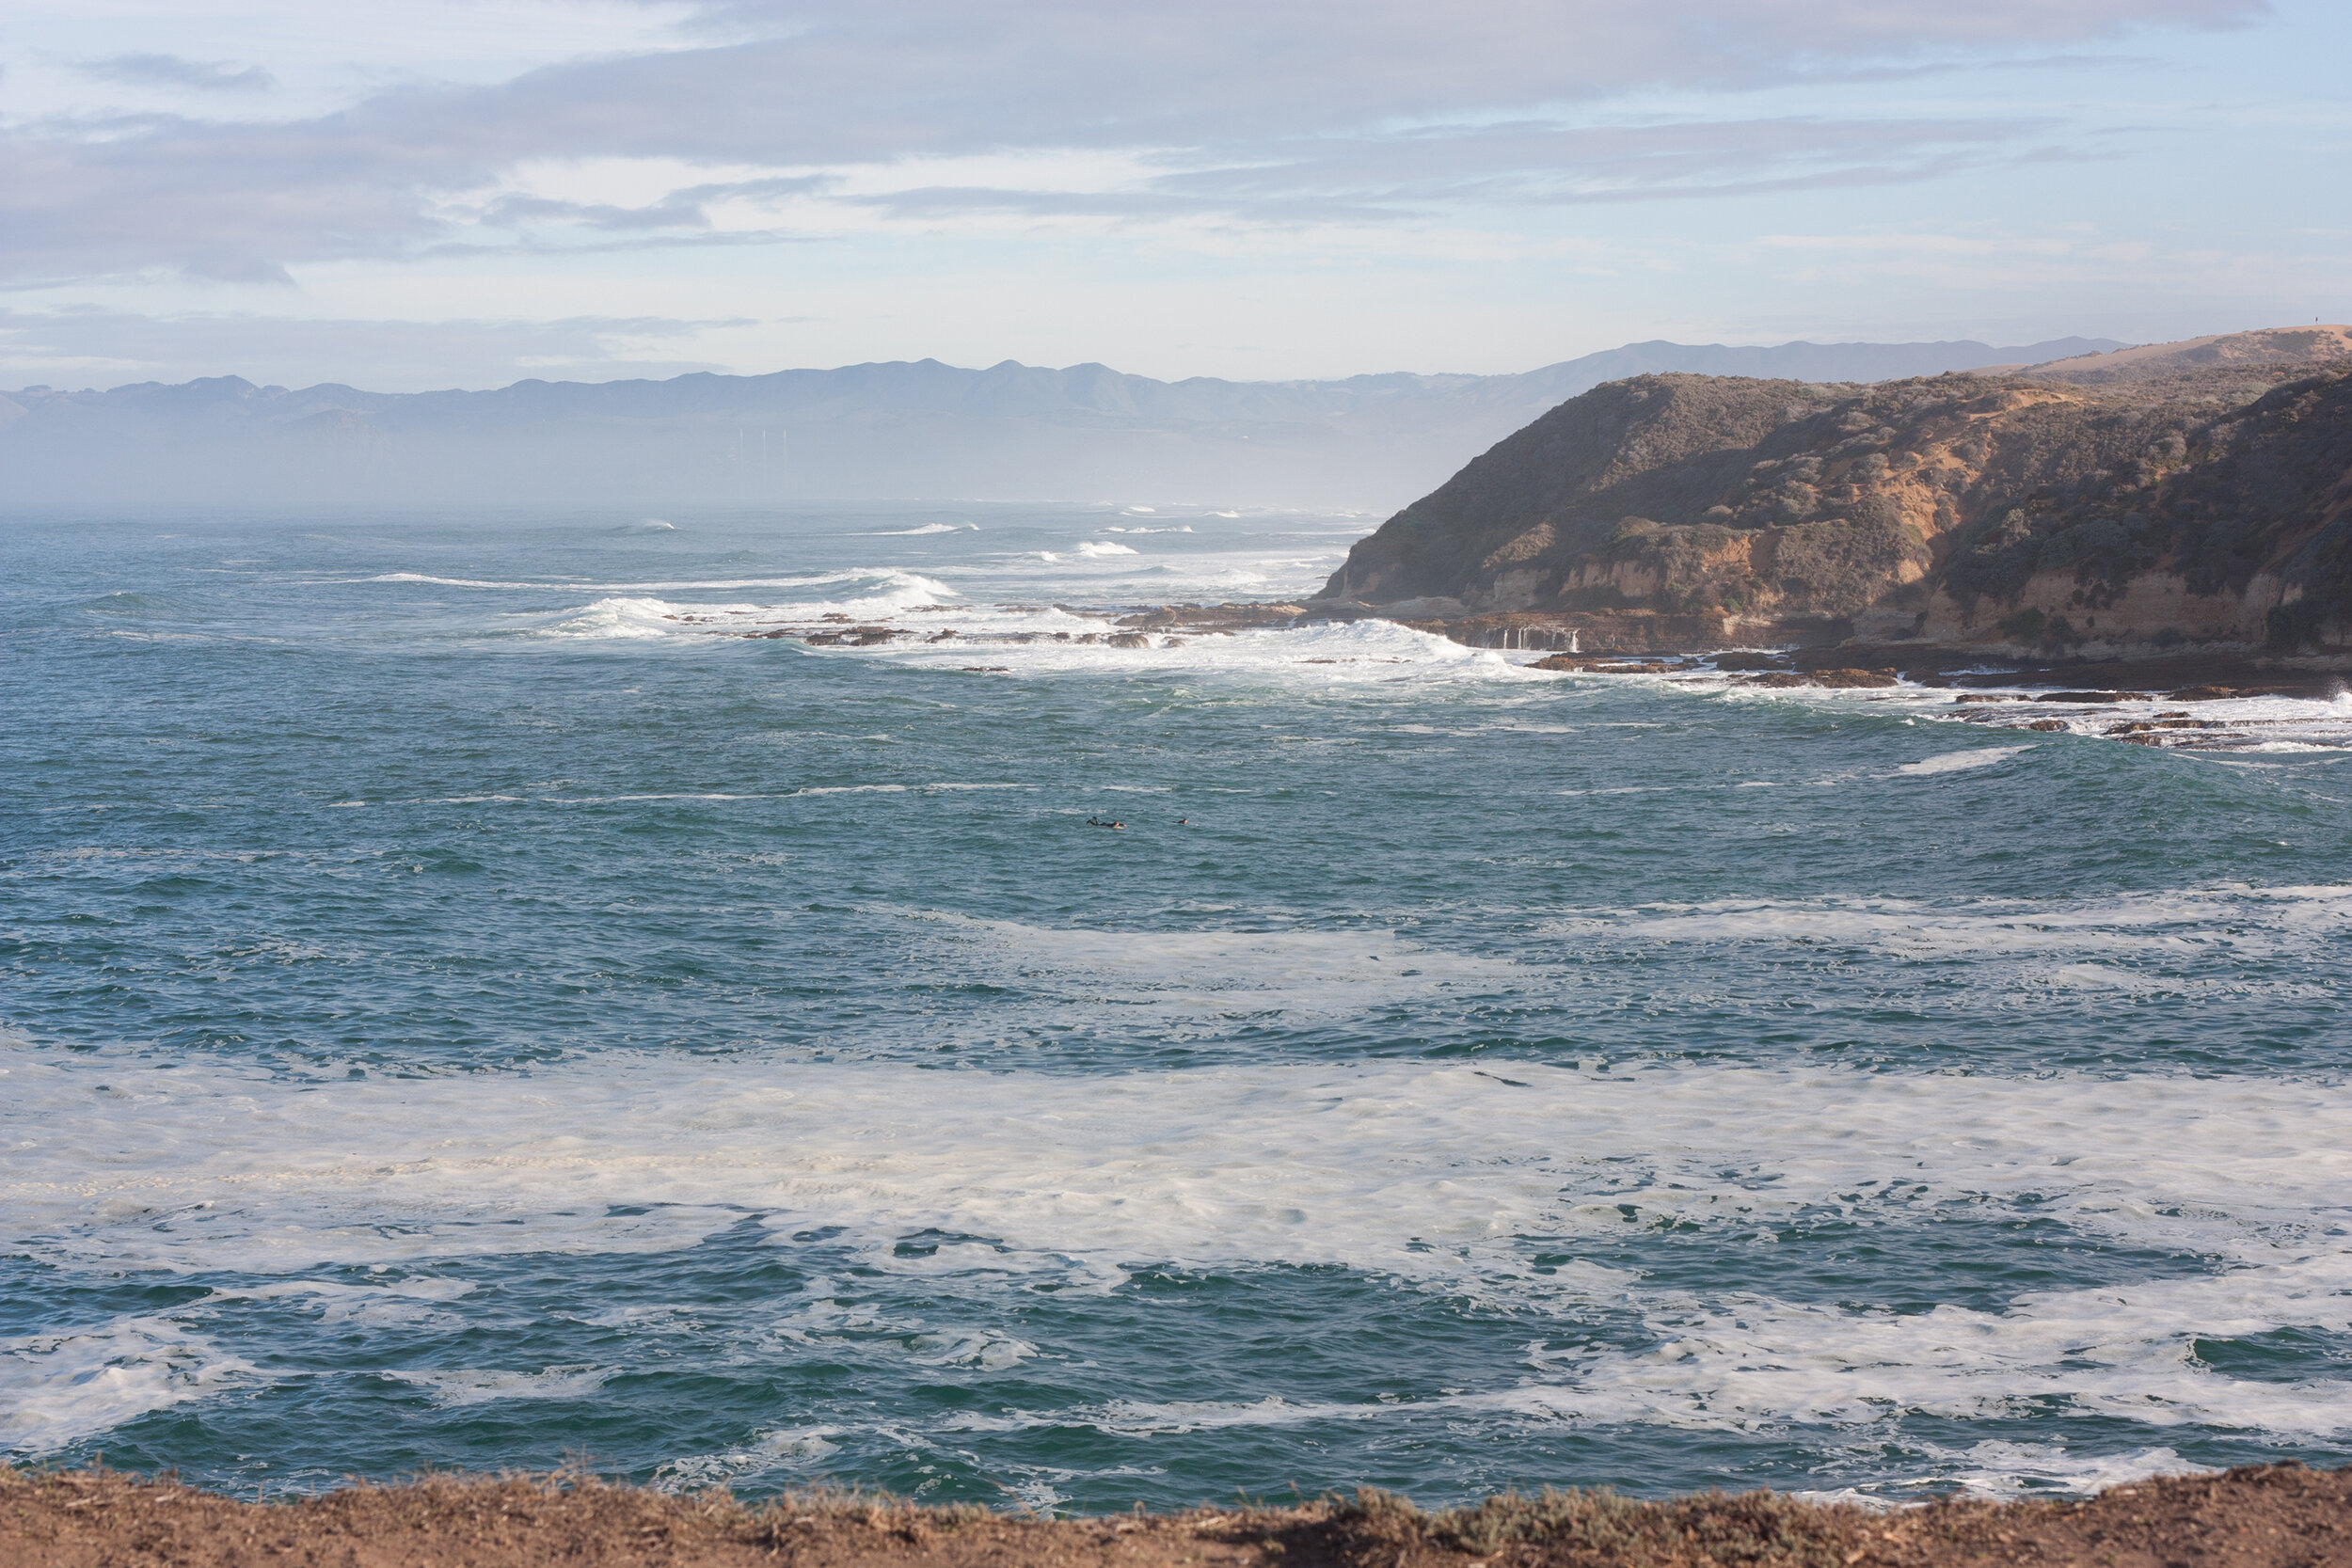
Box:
(373, 572, 875, 593)
(1075, 540, 1138, 556)
(1796, 1442, 2214, 1504)
(654, 1425, 843, 1492)
(1557, 884, 2352, 963)
(1939, 689, 2352, 753)
(864, 523, 968, 536)
(205, 1278, 475, 1326)
(0, 1316, 259, 1455)
(1694, 673, 2352, 754)
(933, 916, 1524, 1017)
(848, 616, 1532, 688)
(1893, 745, 2035, 776)
(548, 570, 956, 639)
(787, 783, 1030, 797)
(8, 1042, 2351, 1456)
(388, 1365, 616, 1409)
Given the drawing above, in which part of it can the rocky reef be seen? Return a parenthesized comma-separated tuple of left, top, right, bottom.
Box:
(1317, 327, 2352, 661)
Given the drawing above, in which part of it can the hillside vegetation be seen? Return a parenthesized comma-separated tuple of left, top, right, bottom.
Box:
(6, 1464, 2349, 1568)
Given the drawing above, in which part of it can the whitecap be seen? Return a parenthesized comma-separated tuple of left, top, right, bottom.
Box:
(1893, 745, 2035, 776)
(387, 1365, 614, 1409)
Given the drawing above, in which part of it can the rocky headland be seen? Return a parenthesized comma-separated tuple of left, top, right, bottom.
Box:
(1310, 326, 2352, 667)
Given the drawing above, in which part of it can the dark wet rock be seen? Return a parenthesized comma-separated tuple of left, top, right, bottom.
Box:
(2026, 718, 2070, 731)
(1735, 667, 1898, 689)
(1534, 655, 1672, 673)
(1120, 602, 1313, 632)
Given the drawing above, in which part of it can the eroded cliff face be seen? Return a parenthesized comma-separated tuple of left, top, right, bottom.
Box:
(1321, 360, 2352, 657)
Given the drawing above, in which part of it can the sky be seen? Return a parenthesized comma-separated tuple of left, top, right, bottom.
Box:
(2, 0, 2346, 391)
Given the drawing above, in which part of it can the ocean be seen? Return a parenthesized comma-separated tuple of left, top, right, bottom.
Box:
(4, 503, 2349, 1511)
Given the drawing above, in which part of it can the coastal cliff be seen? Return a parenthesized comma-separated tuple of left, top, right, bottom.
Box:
(1318, 327, 2352, 658)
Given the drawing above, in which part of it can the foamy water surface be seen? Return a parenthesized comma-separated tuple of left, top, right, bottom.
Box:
(4, 502, 2349, 1510)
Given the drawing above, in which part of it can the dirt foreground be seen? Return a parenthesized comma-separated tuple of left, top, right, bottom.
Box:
(5, 1465, 2349, 1568)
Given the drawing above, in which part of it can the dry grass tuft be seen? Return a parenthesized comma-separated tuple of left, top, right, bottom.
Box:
(4, 1461, 2347, 1567)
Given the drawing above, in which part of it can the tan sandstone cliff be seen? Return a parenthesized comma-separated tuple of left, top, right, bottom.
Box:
(1318, 328, 2352, 659)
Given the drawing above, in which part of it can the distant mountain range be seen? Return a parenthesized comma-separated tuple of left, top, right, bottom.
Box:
(0, 337, 2123, 511)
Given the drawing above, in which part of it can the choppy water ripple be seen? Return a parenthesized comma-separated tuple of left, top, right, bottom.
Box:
(2, 505, 2349, 1509)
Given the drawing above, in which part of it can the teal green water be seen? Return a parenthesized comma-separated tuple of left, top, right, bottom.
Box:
(4, 505, 2349, 1510)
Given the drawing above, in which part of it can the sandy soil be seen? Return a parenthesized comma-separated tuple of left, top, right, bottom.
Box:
(4, 1464, 2348, 1567)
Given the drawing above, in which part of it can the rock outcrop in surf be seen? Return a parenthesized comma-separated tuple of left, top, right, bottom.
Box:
(1318, 327, 2352, 657)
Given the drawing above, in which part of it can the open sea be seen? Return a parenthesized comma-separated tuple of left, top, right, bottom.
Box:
(4, 503, 2350, 1511)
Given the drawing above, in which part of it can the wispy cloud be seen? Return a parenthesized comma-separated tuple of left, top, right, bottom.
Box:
(78, 53, 278, 93)
(0, 0, 2266, 285)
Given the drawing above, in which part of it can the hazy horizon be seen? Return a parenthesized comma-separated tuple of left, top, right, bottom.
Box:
(0, 333, 2126, 510)
(6, 331, 2128, 400)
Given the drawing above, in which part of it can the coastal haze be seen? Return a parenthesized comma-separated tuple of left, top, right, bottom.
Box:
(0, 337, 2120, 510)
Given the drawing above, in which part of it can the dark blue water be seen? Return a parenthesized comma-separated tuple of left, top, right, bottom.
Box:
(4, 505, 2349, 1509)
